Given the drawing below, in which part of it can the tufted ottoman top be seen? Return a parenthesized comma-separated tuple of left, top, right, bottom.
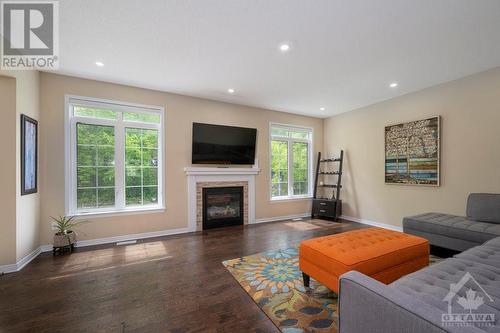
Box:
(300, 227, 429, 278)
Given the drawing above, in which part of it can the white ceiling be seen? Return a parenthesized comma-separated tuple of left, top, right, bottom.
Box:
(57, 0, 500, 118)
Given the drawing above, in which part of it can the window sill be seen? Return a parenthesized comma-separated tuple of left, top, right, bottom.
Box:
(70, 206, 165, 219)
(270, 196, 312, 202)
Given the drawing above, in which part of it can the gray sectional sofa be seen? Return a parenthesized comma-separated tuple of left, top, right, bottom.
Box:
(339, 236, 500, 332)
(403, 193, 500, 251)
(338, 193, 500, 332)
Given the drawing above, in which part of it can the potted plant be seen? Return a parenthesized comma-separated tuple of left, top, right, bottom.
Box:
(51, 215, 85, 253)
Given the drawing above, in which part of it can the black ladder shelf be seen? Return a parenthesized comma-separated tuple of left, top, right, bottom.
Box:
(311, 150, 344, 221)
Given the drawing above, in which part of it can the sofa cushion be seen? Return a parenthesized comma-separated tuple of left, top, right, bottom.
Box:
(483, 237, 500, 249)
(454, 243, 500, 267)
(391, 255, 500, 332)
(403, 213, 500, 244)
(467, 193, 500, 224)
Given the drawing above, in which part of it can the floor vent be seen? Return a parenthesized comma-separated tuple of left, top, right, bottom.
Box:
(116, 240, 137, 246)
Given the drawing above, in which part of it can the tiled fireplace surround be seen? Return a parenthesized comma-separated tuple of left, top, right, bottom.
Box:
(196, 181, 248, 230)
(184, 166, 260, 232)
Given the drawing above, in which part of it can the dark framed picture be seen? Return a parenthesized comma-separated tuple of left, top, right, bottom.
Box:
(21, 115, 38, 195)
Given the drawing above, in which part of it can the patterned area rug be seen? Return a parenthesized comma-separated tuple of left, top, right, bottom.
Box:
(223, 247, 443, 333)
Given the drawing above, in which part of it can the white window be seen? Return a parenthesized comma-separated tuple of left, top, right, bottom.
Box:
(65, 96, 164, 216)
(270, 123, 313, 200)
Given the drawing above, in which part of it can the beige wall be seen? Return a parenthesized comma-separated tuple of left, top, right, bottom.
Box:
(0, 76, 17, 265)
(14, 71, 41, 261)
(324, 67, 500, 228)
(0, 70, 40, 266)
(39, 73, 323, 244)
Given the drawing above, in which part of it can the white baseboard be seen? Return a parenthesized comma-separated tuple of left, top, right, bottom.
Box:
(0, 246, 42, 274)
(252, 213, 310, 224)
(341, 215, 403, 232)
(0, 263, 17, 274)
(73, 227, 191, 248)
(16, 247, 42, 271)
(40, 244, 54, 252)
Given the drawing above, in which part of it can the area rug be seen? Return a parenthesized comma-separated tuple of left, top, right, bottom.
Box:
(222, 247, 443, 333)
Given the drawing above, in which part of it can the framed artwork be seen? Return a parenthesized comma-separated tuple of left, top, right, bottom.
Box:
(21, 115, 38, 195)
(385, 116, 440, 186)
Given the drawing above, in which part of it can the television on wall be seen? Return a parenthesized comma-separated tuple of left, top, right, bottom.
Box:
(192, 123, 257, 165)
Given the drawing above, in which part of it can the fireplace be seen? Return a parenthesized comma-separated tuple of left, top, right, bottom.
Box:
(202, 186, 244, 229)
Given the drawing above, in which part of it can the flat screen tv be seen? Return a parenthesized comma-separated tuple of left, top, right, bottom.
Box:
(192, 123, 257, 165)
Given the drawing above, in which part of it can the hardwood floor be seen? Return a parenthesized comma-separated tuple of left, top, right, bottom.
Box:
(0, 219, 366, 333)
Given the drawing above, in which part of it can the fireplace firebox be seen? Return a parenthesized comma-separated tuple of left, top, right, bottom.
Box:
(202, 186, 244, 229)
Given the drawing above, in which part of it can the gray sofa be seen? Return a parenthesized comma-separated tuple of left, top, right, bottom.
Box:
(339, 236, 500, 333)
(403, 193, 500, 251)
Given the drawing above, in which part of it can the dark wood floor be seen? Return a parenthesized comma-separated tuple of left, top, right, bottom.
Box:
(0, 218, 366, 333)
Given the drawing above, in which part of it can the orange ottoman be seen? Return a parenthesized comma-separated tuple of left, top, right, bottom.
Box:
(299, 228, 429, 293)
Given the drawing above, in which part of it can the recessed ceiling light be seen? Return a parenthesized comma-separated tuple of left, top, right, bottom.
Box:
(389, 82, 398, 88)
(95, 61, 104, 67)
(279, 43, 291, 52)
(319, 107, 326, 111)
(227, 88, 235, 94)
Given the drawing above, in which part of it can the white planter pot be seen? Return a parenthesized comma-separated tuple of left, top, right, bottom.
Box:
(53, 231, 76, 247)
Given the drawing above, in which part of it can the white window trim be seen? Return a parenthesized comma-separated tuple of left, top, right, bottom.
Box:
(269, 122, 313, 201)
(64, 95, 165, 217)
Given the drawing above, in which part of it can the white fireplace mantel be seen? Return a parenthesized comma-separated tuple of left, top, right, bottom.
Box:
(184, 166, 261, 231)
(183, 166, 260, 176)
